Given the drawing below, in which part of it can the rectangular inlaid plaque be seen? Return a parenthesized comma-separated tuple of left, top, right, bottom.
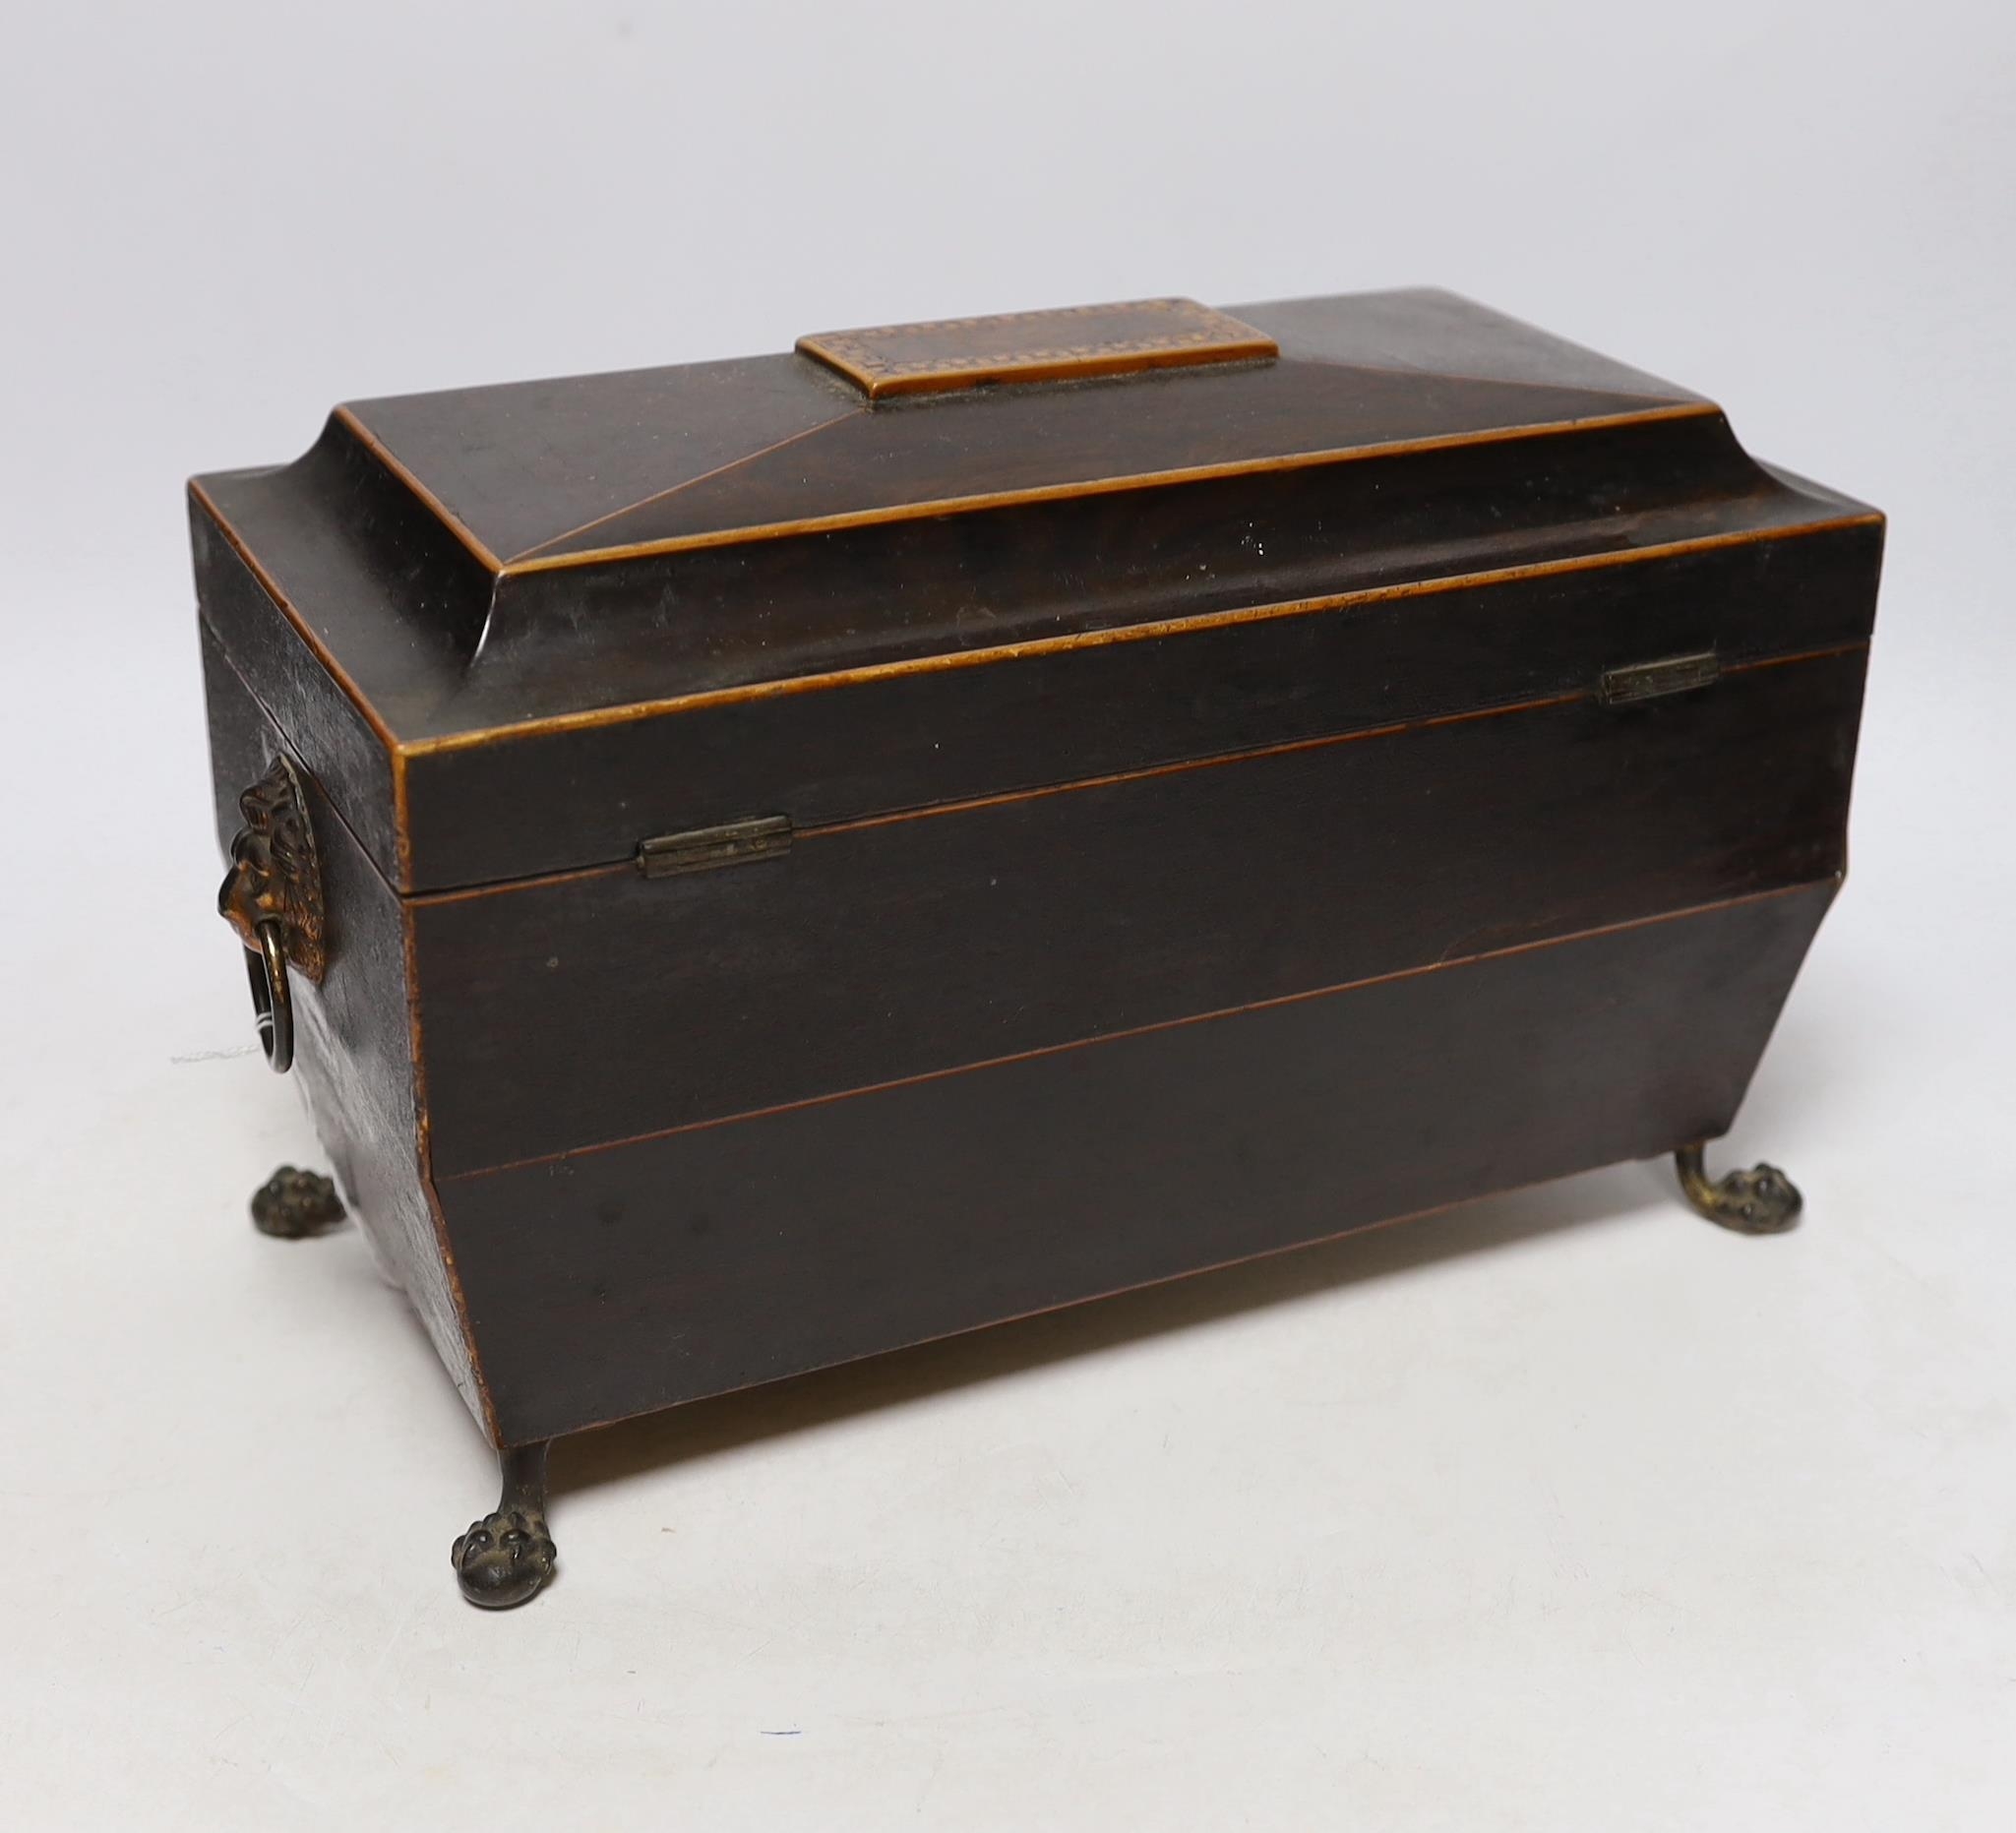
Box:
(797, 297, 1279, 399)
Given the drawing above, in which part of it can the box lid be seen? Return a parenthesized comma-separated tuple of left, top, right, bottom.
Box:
(190, 288, 1881, 892)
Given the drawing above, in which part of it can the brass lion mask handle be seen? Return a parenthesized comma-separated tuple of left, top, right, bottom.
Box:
(216, 755, 327, 1074)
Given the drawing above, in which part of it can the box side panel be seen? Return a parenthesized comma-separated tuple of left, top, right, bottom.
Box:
(191, 492, 404, 886)
(413, 648, 1866, 1179)
(439, 880, 1836, 1444)
(202, 631, 492, 1436)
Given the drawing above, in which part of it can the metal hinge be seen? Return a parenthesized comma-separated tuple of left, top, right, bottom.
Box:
(1599, 648, 1721, 705)
(637, 814, 793, 878)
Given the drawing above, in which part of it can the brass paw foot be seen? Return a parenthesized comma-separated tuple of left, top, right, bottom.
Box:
(453, 1442, 557, 1609)
(1675, 1143, 1802, 1234)
(249, 1165, 346, 1238)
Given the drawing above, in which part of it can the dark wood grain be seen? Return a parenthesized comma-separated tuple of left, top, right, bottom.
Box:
(1254, 288, 1702, 400)
(339, 353, 858, 565)
(189, 287, 1885, 1466)
(439, 880, 1837, 1445)
(340, 288, 1695, 570)
(510, 354, 1674, 562)
(189, 289, 1880, 894)
(405, 516, 1881, 890)
(413, 649, 1864, 1177)
(202, 635, 489, 1429)
(190, 502, 406, 882)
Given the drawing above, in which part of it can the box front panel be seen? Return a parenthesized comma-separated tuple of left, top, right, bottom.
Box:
(438, 880, 1837, 1444)
(412, 648, 1865, 1181)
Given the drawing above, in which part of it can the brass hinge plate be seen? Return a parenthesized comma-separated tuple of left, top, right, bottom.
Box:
(1600, 649, 1721, 705)
(638, 814, 793, 878)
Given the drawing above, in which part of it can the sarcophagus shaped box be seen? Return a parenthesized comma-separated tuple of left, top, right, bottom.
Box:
(195, 291, 1883, 1605)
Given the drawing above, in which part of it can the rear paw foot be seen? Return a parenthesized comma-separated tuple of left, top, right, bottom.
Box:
(249, 1166, 346, 1239)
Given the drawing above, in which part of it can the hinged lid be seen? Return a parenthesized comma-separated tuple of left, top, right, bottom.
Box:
(189, 288, 1882, 894)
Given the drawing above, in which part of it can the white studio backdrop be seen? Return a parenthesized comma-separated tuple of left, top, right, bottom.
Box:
(2, 3, 2012, 1829)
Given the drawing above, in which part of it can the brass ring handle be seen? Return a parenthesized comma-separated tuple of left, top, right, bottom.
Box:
(216, 755, 326, 1078)
(246, 918, 295, 1073)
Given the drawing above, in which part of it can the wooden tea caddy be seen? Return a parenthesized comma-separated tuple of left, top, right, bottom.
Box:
(197, 290, 1883, 1606)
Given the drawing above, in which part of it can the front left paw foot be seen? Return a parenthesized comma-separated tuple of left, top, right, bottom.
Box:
(1676, 1144, 1802, 1234)
(452, 1507, 558, 1609)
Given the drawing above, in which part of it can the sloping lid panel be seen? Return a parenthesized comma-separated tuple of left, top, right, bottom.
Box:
(337, 288, 1697, 574)
(496, 357, 1682, 568)
(1254, 288, 1702, 399)
(338, 352, 861, 567)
